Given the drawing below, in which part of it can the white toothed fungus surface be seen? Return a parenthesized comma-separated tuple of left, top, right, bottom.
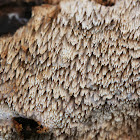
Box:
(0, 0, 140, 139)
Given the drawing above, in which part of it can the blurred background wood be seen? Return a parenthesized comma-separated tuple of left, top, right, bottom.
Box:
(0, 1, 33, 36)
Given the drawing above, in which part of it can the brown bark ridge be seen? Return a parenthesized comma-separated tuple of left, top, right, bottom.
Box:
(0, 0, 140, 139)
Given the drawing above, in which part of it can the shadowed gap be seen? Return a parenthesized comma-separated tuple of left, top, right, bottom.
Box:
(0, 1, 37, 36)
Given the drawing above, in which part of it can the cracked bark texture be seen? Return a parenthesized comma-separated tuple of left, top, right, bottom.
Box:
(0, 0, 140, 139)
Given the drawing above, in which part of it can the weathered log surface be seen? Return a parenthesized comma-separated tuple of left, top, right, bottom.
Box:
(0, 0, 140, 139)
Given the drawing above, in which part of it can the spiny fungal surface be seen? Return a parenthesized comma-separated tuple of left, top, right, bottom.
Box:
(0, 0, 140, 139)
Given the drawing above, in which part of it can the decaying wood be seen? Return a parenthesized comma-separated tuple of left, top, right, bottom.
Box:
(95, 0, 116, 6)
(0, 0, 140, 139)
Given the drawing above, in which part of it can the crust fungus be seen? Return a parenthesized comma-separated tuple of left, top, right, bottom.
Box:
(0, 101, 16, 139)
(0, 0, 140, 139)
